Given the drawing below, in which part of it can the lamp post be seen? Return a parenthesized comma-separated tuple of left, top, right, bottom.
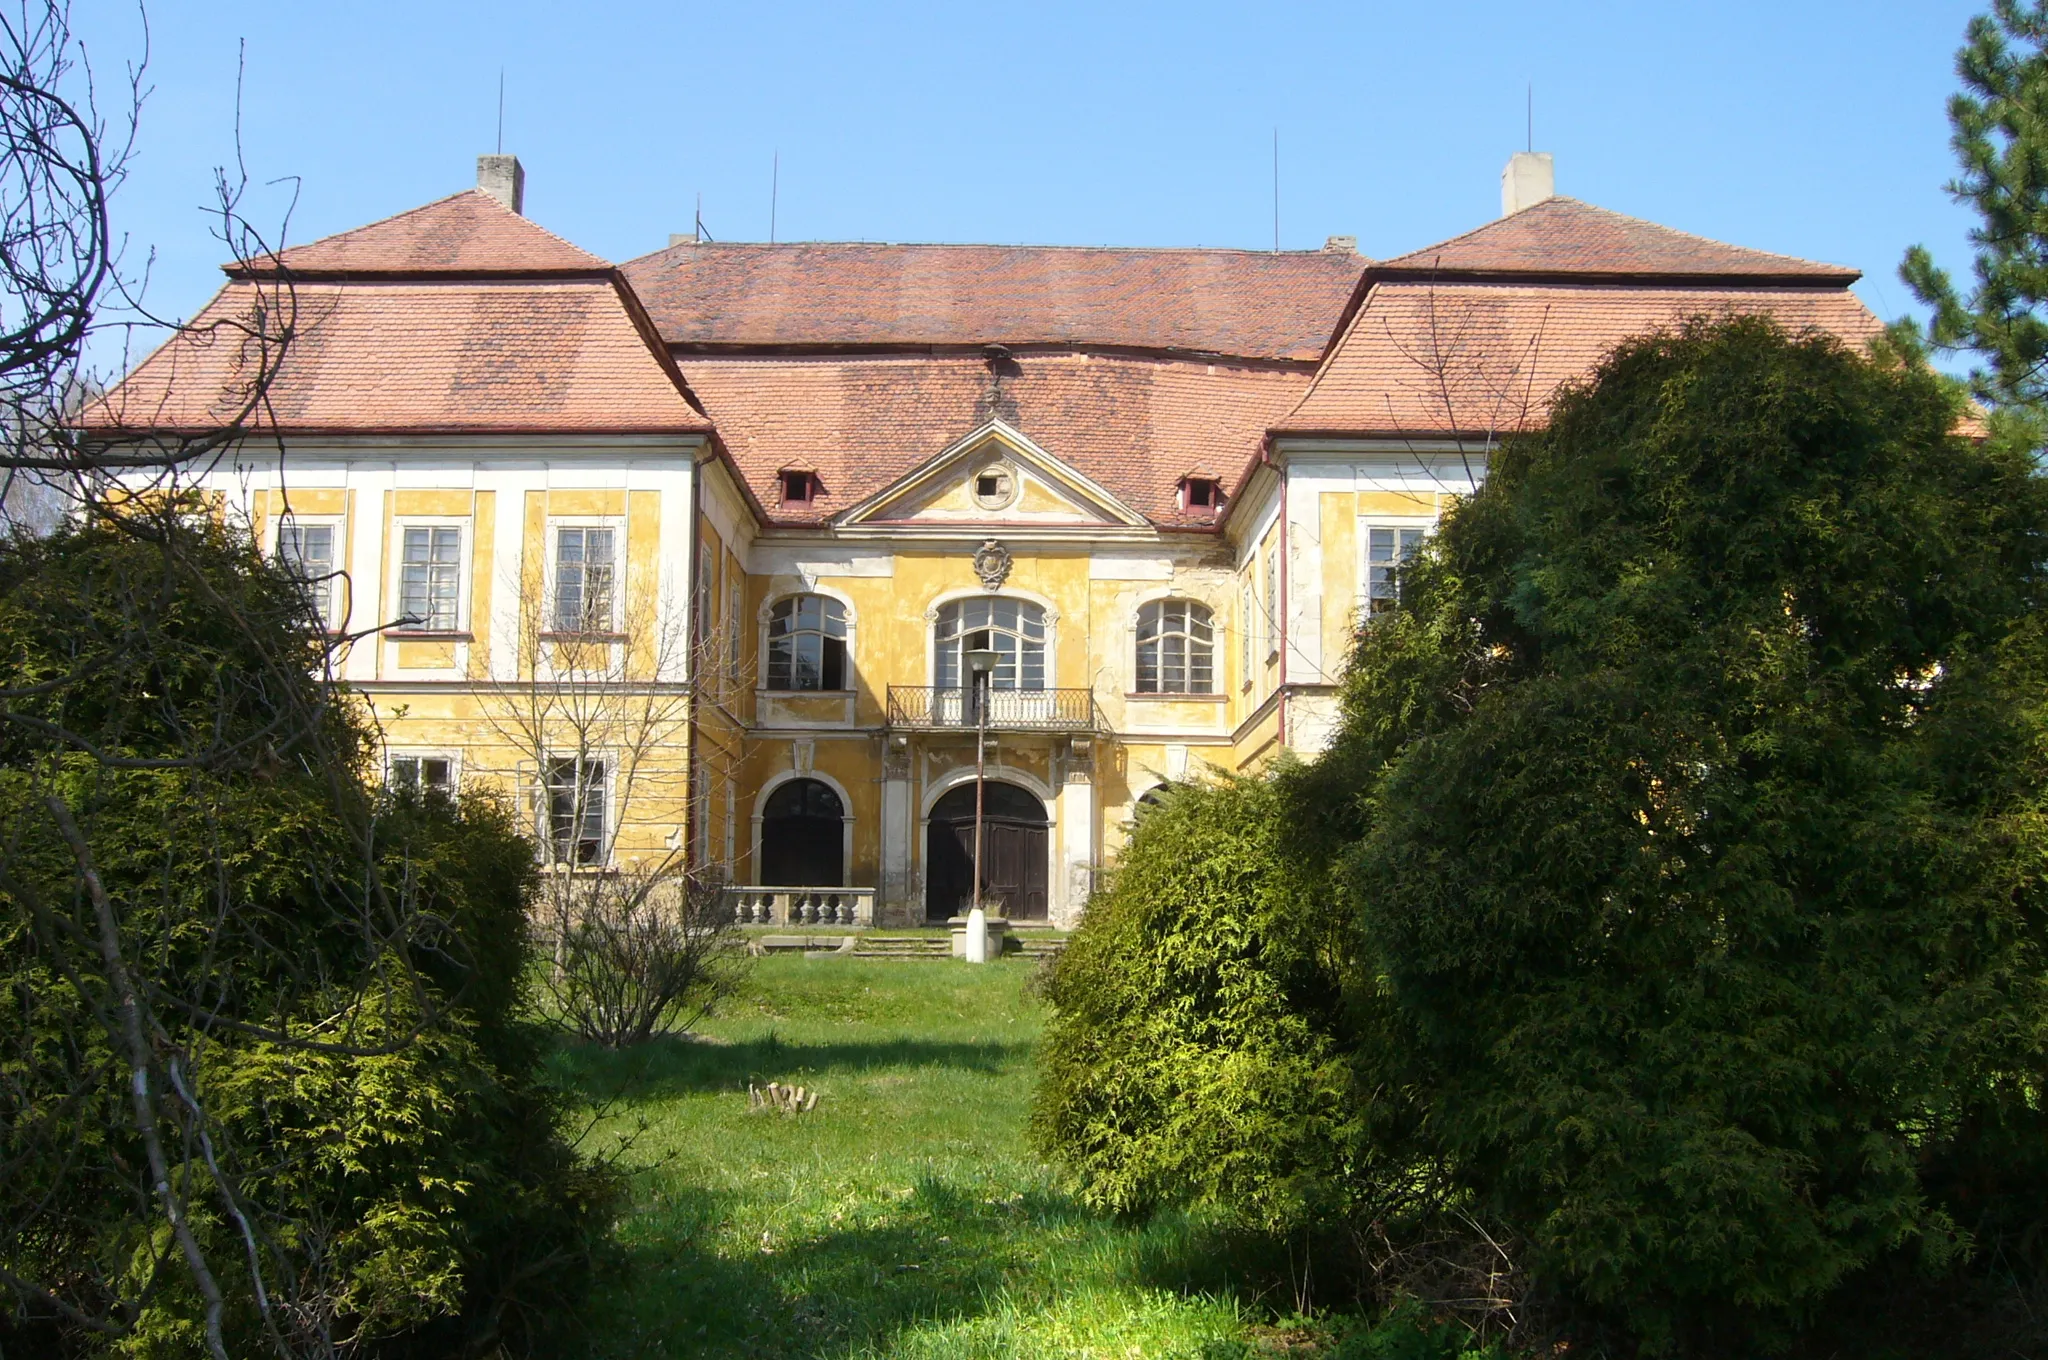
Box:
(964, 646, 1000, 918)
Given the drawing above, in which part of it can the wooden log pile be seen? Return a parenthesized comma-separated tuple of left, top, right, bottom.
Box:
(748, 1080, 819, 1115)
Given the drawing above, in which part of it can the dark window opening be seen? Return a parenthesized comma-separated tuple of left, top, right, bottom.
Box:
(760, 778, 845, 886)
(1183, 477, 1224, 512)
(779, 470, 816, 504)
(767, 594, 849, 690)
(390, 755, 453, 797)
(977, 474, 1000, 497)
(547, 756, 606, 866)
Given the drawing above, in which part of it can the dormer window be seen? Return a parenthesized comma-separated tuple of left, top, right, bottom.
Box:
(779, 469, 818, 505)
(1181, 476, 1225, 515)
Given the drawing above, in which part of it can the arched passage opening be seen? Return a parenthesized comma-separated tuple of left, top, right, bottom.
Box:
(760, 778, 845, 886)
(925, 781, 1049, 922)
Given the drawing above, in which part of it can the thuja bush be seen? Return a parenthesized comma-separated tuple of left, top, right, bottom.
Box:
(0, 519, 616, 1357)
(1036, 316, 2048, 1355)
(1031, 775, 1365, 1233)
(1329, 315, 2048, 1352)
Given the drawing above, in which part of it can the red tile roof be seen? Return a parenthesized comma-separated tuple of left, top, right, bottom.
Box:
(1375, 197, 1858, 283)
(235, 190, 610, 277)
(1275, 281, 1884, 438)
(677, 351, 1309, 525)
(97, 277, 709, 435)
(622, 242, 1365, 361)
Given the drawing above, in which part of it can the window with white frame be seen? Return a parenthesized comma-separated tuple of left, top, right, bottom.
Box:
(1238, 579, 1253, 686)
(1364, 525, 1427, 618)
(1263, 550, 1279, 660)
(552, 525, 617, 633)
(767, 594, 849, 690)
(388, 753, 456, 797)
(1135, 599, 1215, 694)
(546, 756, 607, 866)
(934, 597, 1046, 690)
(695, 540, 716, 648)
(398, 525, 463, 631)
(726, 580, 743, 681)
(276, 520, 340, 630)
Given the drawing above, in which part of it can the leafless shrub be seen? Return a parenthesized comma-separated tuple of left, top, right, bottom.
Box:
(541, 858, 745, 1048)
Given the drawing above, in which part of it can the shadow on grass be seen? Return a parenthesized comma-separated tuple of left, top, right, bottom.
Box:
(574, 1174, 1130, 1359)
(551, 1031, 1034, 1103)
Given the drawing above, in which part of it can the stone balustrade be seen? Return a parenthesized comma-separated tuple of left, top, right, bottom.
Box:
(724, 885, 876, 928)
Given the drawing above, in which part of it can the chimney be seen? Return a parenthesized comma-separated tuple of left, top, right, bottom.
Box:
(1500, 151, 1554, 216)
(1323, 234, 1358, 254)
(477, 154, 525, 214)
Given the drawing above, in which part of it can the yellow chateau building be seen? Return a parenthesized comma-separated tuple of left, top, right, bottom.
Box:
(107, 152, 1882, 929)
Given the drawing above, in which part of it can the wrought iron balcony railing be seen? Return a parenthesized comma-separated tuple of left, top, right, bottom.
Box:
(885, 685, 1098, 732)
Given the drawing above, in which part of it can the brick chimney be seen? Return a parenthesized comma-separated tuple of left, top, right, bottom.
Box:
(477, 154, 525, 214)
(1500, 151, 1553, 217)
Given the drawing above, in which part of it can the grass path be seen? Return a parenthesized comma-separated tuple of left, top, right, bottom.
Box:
(551, 956, 1290, 1359)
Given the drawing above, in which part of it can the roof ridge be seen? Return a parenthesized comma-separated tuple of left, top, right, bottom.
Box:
(1381, 196, 1853, 277)
(627, 239, 1367, 265)
(455, 188, 613, 268)
(243, 189, 609, 276)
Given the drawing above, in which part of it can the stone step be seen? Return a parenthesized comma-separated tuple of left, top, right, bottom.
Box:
(1017, 937, 1068, 958)
(852, 936, 952, 959)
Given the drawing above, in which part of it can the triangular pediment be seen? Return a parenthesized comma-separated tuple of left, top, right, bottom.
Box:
(836, 420, 1149, 529)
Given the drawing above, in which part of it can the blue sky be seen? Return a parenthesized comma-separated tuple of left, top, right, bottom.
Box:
(84, 1, 1982, 348)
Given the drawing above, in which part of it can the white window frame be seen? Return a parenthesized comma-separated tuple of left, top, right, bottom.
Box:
(1358, 518, 1433, 623)
(726, 579, 744, 682)
(387, 750, 460, 797)
(1133, 598, 1217, 695)
(545, 517, 624, 636)
(392, 519, 469, 634)
(764, 592, 854, 693)
(1263, 549, 1280, 662)
(543, 752, 612, 868)
(1238, 578, 1254, 690)
(273, 515, 345, 633)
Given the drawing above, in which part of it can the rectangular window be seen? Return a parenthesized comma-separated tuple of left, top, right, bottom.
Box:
(1365, 526, 1427, 617)
(726, 579, 743, 681)
(553, 525, 616, 633)
(1239, 579, 1254, 686)
(389, 754, 455, 797)
(399, 525, 462, 631)
(546, 756, 606, 866)
(277, 521, 338, 630)
(695, 539, 716, 648)
(1263, 551, 1279, 661)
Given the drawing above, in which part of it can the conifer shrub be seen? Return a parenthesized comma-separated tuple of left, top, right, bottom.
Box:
(0, 520, 616, 1357)
(1332, 315, 2048, 1351)
(1031, 775, 1363, 1233)
(1037, 316, 2048, 1355)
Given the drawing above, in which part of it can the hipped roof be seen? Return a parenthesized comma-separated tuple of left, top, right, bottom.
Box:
(1276, 281, 1885, 438)
(621, 241, 1367, 361)
(100, 192, 707, 436)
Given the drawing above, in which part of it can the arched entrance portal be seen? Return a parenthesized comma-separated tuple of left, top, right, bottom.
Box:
(760, 779, 845, 886)
(925, 781, 1049, 922)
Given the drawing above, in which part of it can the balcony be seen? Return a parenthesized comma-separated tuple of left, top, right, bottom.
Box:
(885, 685, 1099, 733)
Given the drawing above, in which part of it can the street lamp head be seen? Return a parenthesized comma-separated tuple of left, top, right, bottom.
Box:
(964, 647, 1001, 676)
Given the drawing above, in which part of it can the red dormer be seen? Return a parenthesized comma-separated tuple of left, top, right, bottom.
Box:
(1179, 473, 1225, 517)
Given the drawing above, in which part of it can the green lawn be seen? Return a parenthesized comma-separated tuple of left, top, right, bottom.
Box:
(550, 956, 1314, 1359)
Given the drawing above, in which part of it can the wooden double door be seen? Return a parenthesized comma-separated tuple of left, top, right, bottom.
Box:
(925, 781, 1049, 922)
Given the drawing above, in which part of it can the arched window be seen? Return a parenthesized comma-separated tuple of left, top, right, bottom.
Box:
(934, 597, 1046, 690)
(1135, 600, 1214, 694)
(766, 595, 848, 691)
